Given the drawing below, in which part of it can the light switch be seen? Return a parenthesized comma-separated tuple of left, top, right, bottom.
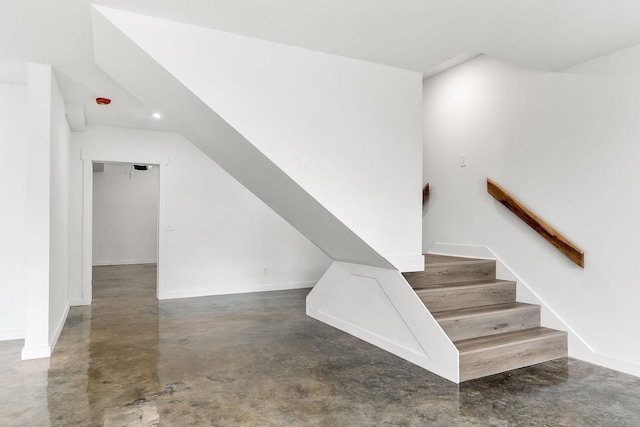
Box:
(459, 155, 467, 167)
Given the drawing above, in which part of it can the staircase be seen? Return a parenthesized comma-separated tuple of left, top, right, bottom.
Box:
(403, 254, 567, 382)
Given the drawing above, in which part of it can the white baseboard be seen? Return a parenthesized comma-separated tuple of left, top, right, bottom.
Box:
(93, 259, 157, 266)
(159, 281, 316, 300)
(22, 345, 51, 360)
(569, 341, 640, 378)
(69, 298, 86, 307)
(385, 254, 425, 272)
(21, 302, 70, 360)
(0, 329, 24, 341)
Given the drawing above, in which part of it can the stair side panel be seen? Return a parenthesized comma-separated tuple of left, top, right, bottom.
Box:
(307, 261, 459, 382)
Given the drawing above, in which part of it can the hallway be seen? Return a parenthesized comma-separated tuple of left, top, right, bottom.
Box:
(1, 264, 640, 426)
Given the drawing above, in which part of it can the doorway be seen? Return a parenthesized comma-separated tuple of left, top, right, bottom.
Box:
(92, 163, 159, 268)
(81, 150, 169, 304)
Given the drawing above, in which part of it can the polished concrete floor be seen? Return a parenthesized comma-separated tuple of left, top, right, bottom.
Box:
(1, 264, 640, 426)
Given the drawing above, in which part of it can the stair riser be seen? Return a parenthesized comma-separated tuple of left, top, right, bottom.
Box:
(406, 262, 496, 286)
(417, 284, 516, 312)
(459, 333, 568, 382)
(438, 307, 540, 342)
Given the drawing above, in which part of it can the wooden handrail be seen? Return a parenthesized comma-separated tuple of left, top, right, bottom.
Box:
(487, 179, 584, 268)
(423, 183, 430, 204)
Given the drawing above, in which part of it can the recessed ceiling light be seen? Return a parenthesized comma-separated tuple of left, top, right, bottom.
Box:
(152, 112, 162, 119)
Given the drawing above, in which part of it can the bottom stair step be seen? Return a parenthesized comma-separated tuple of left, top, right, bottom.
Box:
(456, 327, 568, 382)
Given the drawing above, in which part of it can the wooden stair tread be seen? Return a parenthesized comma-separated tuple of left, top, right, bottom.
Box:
(411, 278, 513, 291)
(457, 327, 568, 381)
(455, 327, 567, 353)
(432, 302, 536, 320)
(406, 253, 567, 381)
(435, 302, 540, 342)
(425, 254, 494, 267)
(406, 256, 497, 286)
(414, 279, 516, 312)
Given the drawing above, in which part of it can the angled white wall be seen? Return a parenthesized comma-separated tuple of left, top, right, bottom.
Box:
(92, 164, 159, 266)
(0, 82, 27, 341)
(91, 6, 423, 271)
(423, 55, 640, 377)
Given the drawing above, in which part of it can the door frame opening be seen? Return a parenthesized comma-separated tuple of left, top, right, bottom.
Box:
(81, 150, 169, 304)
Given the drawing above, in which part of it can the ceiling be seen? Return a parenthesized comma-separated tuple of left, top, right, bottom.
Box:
(2, 0, 640, 131)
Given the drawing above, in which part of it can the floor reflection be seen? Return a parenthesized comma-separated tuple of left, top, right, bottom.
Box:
(1, 264, 640, 426)
(48, 264, 159, 426)
(0, 343, 51, 426)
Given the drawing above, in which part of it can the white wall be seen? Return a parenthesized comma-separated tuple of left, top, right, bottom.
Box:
(22, 63, 52, 358)
(22, 64, 70, 359)
(69, 125, 331, 301)
(93, 164, 158, 265)
(92, 7, 423, 271)
(0, 83, 27, 340)
(422, 55, 640, 375)
(48, 68, 70, 344)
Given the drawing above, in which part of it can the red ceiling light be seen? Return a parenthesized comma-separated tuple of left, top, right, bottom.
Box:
(96, 97, 111, 105)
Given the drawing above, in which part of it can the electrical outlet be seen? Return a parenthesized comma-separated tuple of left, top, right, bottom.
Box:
(166, 223, 176, 231)
(263, 267, 269, 275)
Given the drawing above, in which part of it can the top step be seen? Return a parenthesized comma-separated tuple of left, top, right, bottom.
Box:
(404, 254, 496, 286)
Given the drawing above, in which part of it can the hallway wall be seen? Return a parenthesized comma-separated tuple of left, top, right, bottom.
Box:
(92, 163, 159, 266)
(0, 83, 27, 340)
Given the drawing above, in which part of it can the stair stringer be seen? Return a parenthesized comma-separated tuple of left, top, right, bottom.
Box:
(307, 261, 459, 382)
